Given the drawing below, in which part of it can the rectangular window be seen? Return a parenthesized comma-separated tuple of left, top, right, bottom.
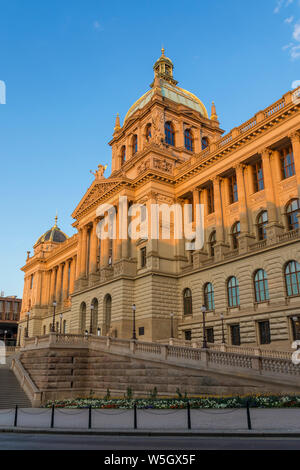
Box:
(141, 247, 147, 268)
(228, 174, 238, 204)
(5, 301, 10, 313)
(206, 327, 214, 344)
(258, 320, 271, 345)
(207, 184, 214, 214)
(138, 327, 145, 336)
(5, 312, 10, 320)
(0, 301, 3, 312)
(184, 330, 192, 341)
(291, 317, 300, 341)
(253, 161, 264, 192)
(281, 146, 295, 179)
(230, 324, 241, 346)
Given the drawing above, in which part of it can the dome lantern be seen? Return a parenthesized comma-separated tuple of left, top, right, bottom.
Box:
(152, 48, 178, 87)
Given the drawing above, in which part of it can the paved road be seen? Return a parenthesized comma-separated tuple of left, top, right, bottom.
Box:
(0, 434, 300, 450)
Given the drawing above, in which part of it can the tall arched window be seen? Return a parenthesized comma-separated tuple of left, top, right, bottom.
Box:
(232, 221, 240, 249)
(165, 122, 175, 146)
(201, 137, 209, 150)
(145, 124, 152, 141)
(121, 146, 126, 165)
(285, 261, 300, 297)
(254, 269, 270, 302)
(90, 298, 98, 335)
(104, 294, 112, 335)
(204, 283, 215, 310)
(227, 277, 240, 307)
(184, 129, 193, 151)
(79, 302, 86, 334)
(209, 231, 216, 257)
(132, 135, 138, 154)
(281, 146, 295, 179)
(286, 199, 300, 231)
(257, 211, 268, 240)
(183, 288, 192, 316)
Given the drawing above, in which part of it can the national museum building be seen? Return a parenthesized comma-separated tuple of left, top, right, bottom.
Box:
(19, 50, 300, 350)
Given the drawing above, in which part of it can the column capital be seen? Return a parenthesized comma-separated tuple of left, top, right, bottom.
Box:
(233, 162, 247, 172)
(259, 147, 273, 159)
(289, 130, 300, 144)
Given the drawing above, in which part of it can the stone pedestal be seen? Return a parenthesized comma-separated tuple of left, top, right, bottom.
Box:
(266, 223, 285, 245)
(238, 234, 256, 254)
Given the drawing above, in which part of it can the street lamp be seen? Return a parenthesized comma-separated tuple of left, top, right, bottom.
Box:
(4, 330, 7, 345)
(97, 327, 101, 337)
(59, 313, 63, 334)
(220, 313, 226, 344)
(200, 305, 208, 349)
(170, 313, 174, 339)
(90, 303, 94, 334)
(51, 301, 57, 332)
(25, 312, 30, 338)
(132, 304, 137, 340)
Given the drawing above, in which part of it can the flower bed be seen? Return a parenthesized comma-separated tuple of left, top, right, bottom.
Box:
(45, 395, 300, 409)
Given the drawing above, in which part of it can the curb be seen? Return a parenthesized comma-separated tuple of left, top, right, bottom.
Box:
(1, 428, 300, 438)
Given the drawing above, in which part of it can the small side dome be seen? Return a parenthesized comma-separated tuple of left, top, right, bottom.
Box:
(36, 216, 68, 245)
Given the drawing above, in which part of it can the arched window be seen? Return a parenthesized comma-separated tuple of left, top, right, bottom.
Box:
(227, 277, 240, 307)
(285, 261, 300, 297)
(254, 269, 270, 302)
(184, 129, 193, 151)
(132, 135, 138, 154)
(232, 221, 240, 249)
(165, 122, 175, 146)
(183, 288, 192, 316)
(204, 283, 215, 310)
(145, 124, 152, 141)
(201, 137, 209, 150)
(209, 231, 216, 257)
(286, 199, 300, 231)
(257, 211, 268, 240)
(121, 146, 126, 165)
(79, 302, 86, 334)
(104, 294, 112, 335)
(281, 146, 295, 179)
(90, 298, 98, 335)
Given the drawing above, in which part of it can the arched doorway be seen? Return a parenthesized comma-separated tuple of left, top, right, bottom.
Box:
(79, 302, 86, 334)
(104, 294, 112, 335)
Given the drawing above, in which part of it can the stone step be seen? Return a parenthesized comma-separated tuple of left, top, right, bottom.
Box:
(0, 366, 32, 409)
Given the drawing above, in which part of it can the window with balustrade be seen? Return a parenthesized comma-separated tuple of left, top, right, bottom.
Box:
(232, 221, 240, 249)
(183, 288, 192, 316)
(286, 199, 300, 231)
(204, 283, 215, 310)
(254, 269, 270, 303)
(209, 231, 216, 257)
(281, 146, 295, 179)
(229, 174, 238, 204)
(257, 211, 268, 240)
(285, 260, 300, 297)
(145, 124, 152, 141)
(184, 129, 193, 151)
(253, 160, 264, 192)
(165, 122, 175, 146)
(227, 277, 240, 307)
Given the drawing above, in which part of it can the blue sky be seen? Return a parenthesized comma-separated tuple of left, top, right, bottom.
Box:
(0, 0, 300, 297)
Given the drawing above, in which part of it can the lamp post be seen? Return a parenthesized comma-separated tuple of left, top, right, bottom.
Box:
(200, 305, 207, 349)
(170, 313, 174, 339)
(51, 301, 57, 332)
(220, 313, 226, 344)
(90, 303, 94, 334)
(59, 313, 63, 334)
(4, 330, 7, 345)
(25, 312, 30, 338)
(132, 304, 137, 340)
(97, 327, 101, 337)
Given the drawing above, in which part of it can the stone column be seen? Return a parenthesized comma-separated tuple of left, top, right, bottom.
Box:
(62, 261, 69, 302)
(49, 269, 55, 304)
(192, 188, 200, 223)
(290, 131, 300, 197)
(89, 219, 98, 274)
(69, 256, 76, 296)
(116, 208, 122, 261)
(75, 229, 82, 280)
(235, 163, 254, 252)
(56, 264, 63, 303)
(80, 225, 88, 278)
(261, 148, 284, 243)
(212, 177, 229, 260)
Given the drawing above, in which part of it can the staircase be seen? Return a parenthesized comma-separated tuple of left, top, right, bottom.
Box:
(0, 364, 32, 409)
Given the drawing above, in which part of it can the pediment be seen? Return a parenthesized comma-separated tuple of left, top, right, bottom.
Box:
(72, 179, 124, 220)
